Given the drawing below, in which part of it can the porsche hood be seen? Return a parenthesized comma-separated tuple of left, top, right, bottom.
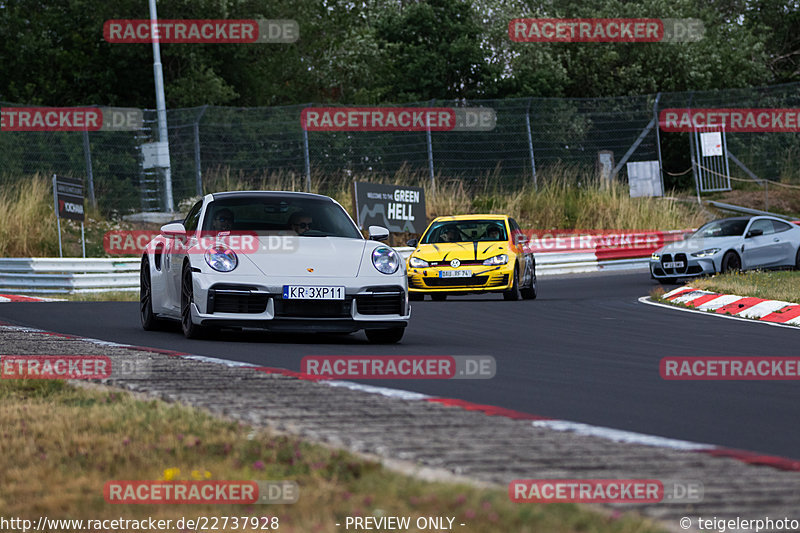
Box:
(241, 236, 367, 277)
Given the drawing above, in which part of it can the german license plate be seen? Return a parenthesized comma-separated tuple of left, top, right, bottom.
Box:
(282, 285, 345, 300)
(439, 270, 472, 278)
(663, 261, 684, 268)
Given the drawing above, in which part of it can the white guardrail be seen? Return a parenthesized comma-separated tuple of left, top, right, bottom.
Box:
(0, 249, 650, 295)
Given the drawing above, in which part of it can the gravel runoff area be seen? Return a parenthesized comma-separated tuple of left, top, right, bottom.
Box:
(2, 324, 799, 533)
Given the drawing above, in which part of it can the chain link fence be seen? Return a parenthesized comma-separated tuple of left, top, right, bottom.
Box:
(1, 82, 797, 215)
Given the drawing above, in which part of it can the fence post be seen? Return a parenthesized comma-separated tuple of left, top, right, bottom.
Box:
(193, 105, 208, 197)
(525, 99, 537, 190)
(426, 99, 435, 189)
(303, 104, 312, 192)
(653, 92, 664, 195)
(82, 130, 97, 208)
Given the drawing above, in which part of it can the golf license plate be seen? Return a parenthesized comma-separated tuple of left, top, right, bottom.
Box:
(282, 285, 345, 300)
(662, 261, 684, 269)
(439, 270, 472, 278)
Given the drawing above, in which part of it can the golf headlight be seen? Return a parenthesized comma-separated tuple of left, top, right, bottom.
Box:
(483, 254, 508, 266)
(691, 248, 720, 258)
(651, 252, 661, 260)
(409, 256, 429, 268)
(372, 246, 400, 274)
(204, 246, 238, 272)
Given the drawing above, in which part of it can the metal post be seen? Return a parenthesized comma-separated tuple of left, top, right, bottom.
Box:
(525, 99, 537, 190)
(426, 100, 435, 189)
(82, 130, 97, 208)
(303, 105, 311, 192)
(81, 222, 86, 258)
(653, 92, 664, 195)
(52, 174, 63, 258)
(193, 105, 208, 196)
(149, 0, 173, 212)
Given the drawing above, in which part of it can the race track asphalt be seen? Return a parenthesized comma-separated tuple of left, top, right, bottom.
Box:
(1, 271, 798, 459)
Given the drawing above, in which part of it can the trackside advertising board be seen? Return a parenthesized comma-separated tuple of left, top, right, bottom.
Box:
(54, 175, 85, 222)
(353, 182, 426, 234)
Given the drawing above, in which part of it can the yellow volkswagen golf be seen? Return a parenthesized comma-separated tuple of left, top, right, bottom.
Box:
(406, 214, 536, 301)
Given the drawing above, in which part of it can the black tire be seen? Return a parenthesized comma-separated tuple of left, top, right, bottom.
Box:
(140, 256, 166, 330)
(431, 293, 447, 301)
(794, 247, 800, 271)
(721, 251, 742, 273)
(365, 327, 405, 344)
(409, 292, 424, 301)
(503, 265, 521, 301)
(181, 263, 207, 339)
(520, 262, 537, 300)
(657, 277, 678, 285)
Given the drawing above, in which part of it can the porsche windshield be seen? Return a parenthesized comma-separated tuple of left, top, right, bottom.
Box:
(421, 220, 508, 243)
(201, 196, 362, 239)
(692, 218, 749, 239)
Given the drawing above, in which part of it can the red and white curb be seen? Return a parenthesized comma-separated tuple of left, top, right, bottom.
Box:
(0, 294, 64, 302)
(2, 321, 800, 472)
(656, 287, 800, 327)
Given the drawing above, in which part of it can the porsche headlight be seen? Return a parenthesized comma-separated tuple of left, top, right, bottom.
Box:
(409, 256, 429, 268)
(482, 254, 508, 266)
(372, 246, 400, 274)
(691, 248, 720, 258)
(204, 246, 238, 272)
(651, 252, 661, 261)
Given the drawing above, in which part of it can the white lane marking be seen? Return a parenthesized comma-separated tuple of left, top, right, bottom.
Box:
(671, 290, 714, 304)
(533, 420, 714, 451)
(0, 297, 10, 302)
(184, 355, 259, 368)
(639, 297, 800, 330)
(737, 299, 794, 319)
(695, 294, 741, 311)
(324, 380, 432, 401)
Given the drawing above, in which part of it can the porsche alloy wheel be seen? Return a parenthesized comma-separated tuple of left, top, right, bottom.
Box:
(181, 263, 207, 339)
(140, 256, 165, 330)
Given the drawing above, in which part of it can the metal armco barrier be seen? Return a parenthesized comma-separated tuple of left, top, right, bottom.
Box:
(0, 258, 139, 293)
(1, 230, 688, 294)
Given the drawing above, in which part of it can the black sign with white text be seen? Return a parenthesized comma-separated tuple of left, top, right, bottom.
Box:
(353, 182, 426, 234)
(54, 175, 85, 222)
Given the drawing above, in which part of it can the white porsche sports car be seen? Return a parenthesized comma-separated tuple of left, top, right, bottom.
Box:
(140, 191, 410, 343)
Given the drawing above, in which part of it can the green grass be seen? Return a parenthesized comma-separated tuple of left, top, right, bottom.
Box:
(27, 291, 138, 302)
(687, 270, 800, 304)
(0, 379, 668, 533)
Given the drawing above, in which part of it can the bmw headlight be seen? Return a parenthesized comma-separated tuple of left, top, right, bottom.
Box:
(691, 248, 720, 258)
(409, 256, 429, 268)
(483, 254, 508, 266)
(372, 246, 400, 274)
(651, 252, 661, 261)
(204, 246, 238, 272)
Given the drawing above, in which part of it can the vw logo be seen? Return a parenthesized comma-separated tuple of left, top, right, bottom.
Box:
(450, 259, 460, 268)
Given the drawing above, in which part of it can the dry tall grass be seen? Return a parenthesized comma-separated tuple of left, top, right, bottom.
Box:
(202, 165, 708, 230)
(0, 175, 59, 257)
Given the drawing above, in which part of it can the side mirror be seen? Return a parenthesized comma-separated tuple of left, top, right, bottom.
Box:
(160, 222, 186, 237)
(406, 238, 418, 247)
(746, 228, 763, 238)
(368, 225, 390, 241)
